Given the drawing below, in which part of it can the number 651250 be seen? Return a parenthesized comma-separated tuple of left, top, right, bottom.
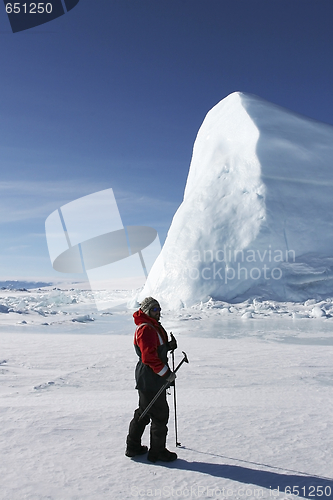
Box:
(6, 3, 53, 14)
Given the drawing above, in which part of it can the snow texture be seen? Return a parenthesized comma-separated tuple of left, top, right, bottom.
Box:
(0, 285, 333, 500)
(3, 286, 333, 326)
(140, 93, 333, 309)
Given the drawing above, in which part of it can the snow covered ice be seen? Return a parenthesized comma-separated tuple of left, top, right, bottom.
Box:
(141, 92, 333, 309)
(1, 285, 333, 500)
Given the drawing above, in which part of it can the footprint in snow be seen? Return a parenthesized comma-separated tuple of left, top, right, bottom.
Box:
(34, 381, 55, 390)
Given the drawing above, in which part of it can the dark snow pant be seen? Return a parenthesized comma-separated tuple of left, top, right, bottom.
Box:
(126, 389, 169, 454)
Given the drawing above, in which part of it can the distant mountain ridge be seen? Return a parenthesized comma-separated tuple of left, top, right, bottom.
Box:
(0, 280, 52, 290)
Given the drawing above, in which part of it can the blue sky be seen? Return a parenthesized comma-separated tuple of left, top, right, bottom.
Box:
(1, 0, 333, 281)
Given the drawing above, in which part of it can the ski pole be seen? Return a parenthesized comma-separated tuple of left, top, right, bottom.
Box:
(138, 351, 189, 421)
(172, 349, 181, 447)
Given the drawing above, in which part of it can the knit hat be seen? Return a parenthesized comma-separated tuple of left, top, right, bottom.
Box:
(140, 297, 160, 315)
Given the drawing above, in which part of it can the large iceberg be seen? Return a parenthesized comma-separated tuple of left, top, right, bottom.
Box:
(140, 92, 333, 308)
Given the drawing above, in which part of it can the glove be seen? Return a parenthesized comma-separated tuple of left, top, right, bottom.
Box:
(167, 332, 177, 351)
(165, 371, 176, 386)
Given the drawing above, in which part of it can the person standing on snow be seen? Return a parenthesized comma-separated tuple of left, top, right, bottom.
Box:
(125, 297, 178, 463)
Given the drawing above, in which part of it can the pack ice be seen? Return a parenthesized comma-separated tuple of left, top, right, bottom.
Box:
(141, 92, 333, 308)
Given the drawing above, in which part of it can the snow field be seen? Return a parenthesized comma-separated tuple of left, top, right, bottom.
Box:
(3, 288, 333, 330)
(1, 326, 332, 500)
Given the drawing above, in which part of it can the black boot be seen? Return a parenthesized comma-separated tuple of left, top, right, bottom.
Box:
(125, 444, 148, 457)
(126, 405, 150, 458)
(147, 448, 177, 463)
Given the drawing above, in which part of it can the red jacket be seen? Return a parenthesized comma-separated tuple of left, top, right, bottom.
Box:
(133, 310, 170, 390)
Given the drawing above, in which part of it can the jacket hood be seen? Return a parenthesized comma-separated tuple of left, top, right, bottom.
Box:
(133, 309, 160, 327)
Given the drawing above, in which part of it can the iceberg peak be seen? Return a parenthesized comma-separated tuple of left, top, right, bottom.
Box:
(140, 93, 333, 309)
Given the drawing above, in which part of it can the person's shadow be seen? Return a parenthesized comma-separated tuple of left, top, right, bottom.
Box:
(144, 450, 333, 499)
